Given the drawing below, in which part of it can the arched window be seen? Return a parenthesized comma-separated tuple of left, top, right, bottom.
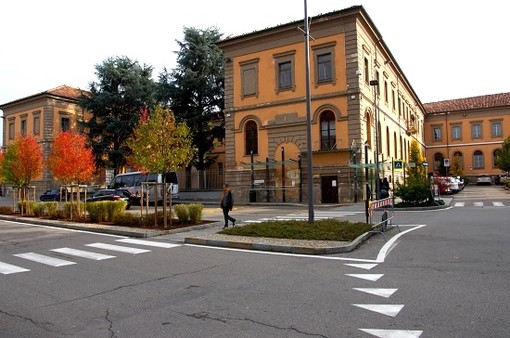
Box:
(453, 151, 464, 170)
(393, 132, 397, 159)
(320, 110, 336, 150)
(473, 150, 484, 169)
(366, 112, 372, 148)
(386, 127, 390, 157)
(434, 152, 443, 172)
(493, 149, 500, 167)
(245, 120, 258, 155)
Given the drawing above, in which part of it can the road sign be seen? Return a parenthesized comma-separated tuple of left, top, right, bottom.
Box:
(393, 160, 403, 170)
(406, 162, 416, 168)
(422, 161, 428, 167)
(444, 158, 450, 167)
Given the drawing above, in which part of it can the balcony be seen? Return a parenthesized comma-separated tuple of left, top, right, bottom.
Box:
(406, 121, 417, 135)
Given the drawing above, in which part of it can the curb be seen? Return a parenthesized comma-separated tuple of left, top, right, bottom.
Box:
(184, 231, 374, 255)
(0, 215, 222, 238)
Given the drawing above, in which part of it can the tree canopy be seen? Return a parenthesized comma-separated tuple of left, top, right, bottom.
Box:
(158, 27, 225, 178)
(496, 137, 510, 173)
(80, 56, 158, 175)
(47, 132, 96, 184)
(126, 105, 194, 175)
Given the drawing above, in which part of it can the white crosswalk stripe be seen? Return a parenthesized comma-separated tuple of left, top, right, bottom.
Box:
(0, 261, 30, 274)
(245, 211, 363, 223)
(454, 201, 505, 207)
(86, 243, 151, 254)
(2, 240, 181, 275)
(51, 247, 116, 260)
(14, 252, 76, 267)
(116, 239, 180, 248)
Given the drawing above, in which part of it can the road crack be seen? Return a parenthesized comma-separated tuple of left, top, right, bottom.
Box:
(177, 311, 328, 337)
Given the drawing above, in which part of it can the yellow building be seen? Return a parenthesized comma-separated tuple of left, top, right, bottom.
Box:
(218, 5, 426, 204)
(0, 85, 95, 194)
(424, 93, 510, 182)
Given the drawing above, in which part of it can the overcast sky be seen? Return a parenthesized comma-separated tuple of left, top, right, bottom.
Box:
(1, 0, 508, 108)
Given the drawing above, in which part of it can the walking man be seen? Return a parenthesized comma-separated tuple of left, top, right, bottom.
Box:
(220, 184, 236, 228)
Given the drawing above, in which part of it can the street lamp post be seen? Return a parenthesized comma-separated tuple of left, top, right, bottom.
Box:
(370, 79, 380, 199)
(303, 0, 314, 223)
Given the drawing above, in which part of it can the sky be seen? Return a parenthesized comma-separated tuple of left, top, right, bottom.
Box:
(1, 0, 509, 108)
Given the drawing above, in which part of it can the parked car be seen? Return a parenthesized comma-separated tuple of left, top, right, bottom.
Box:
(39, 189, 62, 202)
(476, 174, 492, 185)
(86, 189, 133, 209)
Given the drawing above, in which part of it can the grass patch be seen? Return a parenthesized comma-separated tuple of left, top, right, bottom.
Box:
(219, 219, 371, 241)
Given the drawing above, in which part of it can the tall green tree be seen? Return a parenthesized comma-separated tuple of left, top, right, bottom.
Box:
(158, 27, 224, 188)
(127, 105, 195, 227)
(80, 56, 158, 175)
(496, 137, 510, 173)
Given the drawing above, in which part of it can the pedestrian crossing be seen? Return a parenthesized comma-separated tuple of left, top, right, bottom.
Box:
(1, 239, 181, 275)
(244, 211, 364, 223)
(453, 201, 507, 207)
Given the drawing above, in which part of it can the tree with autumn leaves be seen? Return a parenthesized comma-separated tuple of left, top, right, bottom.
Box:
(127, 105, 194, 227)
(47, 132, 96, 186)
(1, 136, 44, 212)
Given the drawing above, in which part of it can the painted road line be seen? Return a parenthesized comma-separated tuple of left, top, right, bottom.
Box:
(345, 263, 378, 270)
(116, 239, 181, 248)
(353, 304, 404, 317)
(353, 288, 397, 298)
(51, 248, 115, 260)
(0, 261, 30, 274)
(86, 243, 151, 254)
(346, 274, 383, 281)
(454, 202, 465, 207)
(474, 202, 484, 207)
(14, 252, 76, 267)
(493, 201, 504, 207)
(359, 328, 423, 337)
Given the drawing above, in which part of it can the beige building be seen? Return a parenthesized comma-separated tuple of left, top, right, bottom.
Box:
(218, 5, 426, 204)
(0, 85, 95, 194)
(423, 93, 510, 182)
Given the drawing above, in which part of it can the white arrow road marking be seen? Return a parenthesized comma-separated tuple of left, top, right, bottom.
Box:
(14, 252, 76, 267)
(116, 239, 180, 248)
(0, 261, 30, 274)
(454, 202, 465, 207)
(51, 248, 115, 260)
(474, 202, 484, 207)
(359, 328, 423, 337)
(493, 201, 504, 207)
(86, 243, 151, 254)
(345, 263, 378, 270)
(353, 304, 404, 317)
(346, 274, 383, 281)
(353, 288, 397, 298)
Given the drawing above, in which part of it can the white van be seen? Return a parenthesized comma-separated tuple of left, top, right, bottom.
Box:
(109, 171, 179, 203)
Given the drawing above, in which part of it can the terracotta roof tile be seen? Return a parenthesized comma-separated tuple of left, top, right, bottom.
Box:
(46, 85, 85, 100)
(424, 92, 510, 114)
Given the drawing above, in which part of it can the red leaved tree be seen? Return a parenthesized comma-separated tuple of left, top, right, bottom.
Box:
(48, 132, 95, 184)
(2, 136, 44, 212)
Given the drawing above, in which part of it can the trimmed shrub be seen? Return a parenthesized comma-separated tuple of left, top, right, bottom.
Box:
(106, 201, 127, 222)
(63, 202, 87, 220)
(174, 204, 189, 223)
(32, 203, 47, 217)
(114, 212, 143, 227)
(45, 202, 59, 218)
(85, 202, 104, 223)
(188, 203, 203, 224)
(0, 206, 15, 214)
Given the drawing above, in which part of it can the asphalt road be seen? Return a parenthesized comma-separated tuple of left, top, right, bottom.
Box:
(1, 184, 509, 337)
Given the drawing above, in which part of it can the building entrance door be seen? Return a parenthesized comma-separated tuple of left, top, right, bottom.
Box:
(321, 176, 338, 203)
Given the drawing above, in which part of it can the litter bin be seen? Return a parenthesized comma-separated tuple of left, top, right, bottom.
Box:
(249, 189, 256, 202)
